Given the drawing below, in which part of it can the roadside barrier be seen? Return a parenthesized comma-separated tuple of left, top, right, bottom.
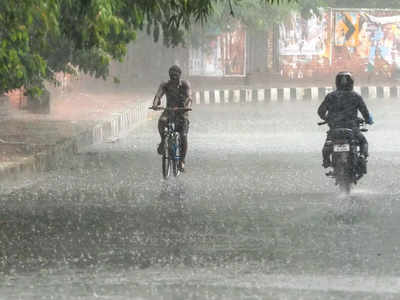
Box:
(90, 100, 151, 145)
(193, 86, 400, 104)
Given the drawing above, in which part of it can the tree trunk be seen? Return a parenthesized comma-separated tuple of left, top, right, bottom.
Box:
(27, 90, 50, 114)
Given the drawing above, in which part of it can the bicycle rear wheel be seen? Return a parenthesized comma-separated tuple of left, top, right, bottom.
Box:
(172, 159, 180, 177)
(162, 156, 170, 179)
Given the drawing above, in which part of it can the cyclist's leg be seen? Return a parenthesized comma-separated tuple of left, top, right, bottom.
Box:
(176, 117, 189, 168)
(157, 112, 168, 154)
(181, 119, 189, 162)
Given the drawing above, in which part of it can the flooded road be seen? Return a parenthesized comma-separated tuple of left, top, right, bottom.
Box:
(1, 100, 400, 299)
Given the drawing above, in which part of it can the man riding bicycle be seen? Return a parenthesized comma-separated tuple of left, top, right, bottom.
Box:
(150, 65, 192, 171)
(318, 72, 374, 172)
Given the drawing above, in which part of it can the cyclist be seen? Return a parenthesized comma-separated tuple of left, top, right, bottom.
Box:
(318, 72, 373, 172)
(150, 65, 192, 171)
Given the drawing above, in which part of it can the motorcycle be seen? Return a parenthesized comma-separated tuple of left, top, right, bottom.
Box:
(318, 118, 369, 194)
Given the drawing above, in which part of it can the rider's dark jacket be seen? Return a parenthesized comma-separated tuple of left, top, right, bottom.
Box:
(318, 90, 371, 129)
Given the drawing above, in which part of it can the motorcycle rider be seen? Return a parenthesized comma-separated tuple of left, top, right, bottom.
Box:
(318, 72, 374, 172)
(151, 65, 192, 171)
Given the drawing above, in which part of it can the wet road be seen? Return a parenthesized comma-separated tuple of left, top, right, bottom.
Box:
(1, 99, 400, 299)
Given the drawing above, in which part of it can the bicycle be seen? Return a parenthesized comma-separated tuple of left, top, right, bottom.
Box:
(149, 106, 192, 179)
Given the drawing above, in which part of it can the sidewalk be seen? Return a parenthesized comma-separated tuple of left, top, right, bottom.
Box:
(0, 88, 153, 181)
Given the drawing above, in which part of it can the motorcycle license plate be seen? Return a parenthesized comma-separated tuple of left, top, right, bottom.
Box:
(333, 144, 350, 152)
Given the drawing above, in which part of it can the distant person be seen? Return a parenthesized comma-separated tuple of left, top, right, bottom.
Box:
(150, 65, 192, 171)
(318, 72, 374, 170)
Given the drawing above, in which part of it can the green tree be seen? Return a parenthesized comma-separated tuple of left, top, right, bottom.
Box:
(185, 0, 295, 57)
(0, 0, 58, 95)
(208, 0, 295, 32)
(1, 0, 293, 96)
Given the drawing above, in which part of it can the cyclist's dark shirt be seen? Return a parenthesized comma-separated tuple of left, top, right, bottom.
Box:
(318, 90, 371, 128)
(154, 79, 191, 118)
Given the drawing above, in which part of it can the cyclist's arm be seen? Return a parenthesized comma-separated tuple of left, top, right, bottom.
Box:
(152, 82, 166, 107)
(182, 80, 192, 108)
(185, 96, 192, 109)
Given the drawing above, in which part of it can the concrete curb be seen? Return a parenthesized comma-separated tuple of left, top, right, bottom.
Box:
(86, 101, 151, 145)
(0, 100, 152, 181)
(193, 86, 400, 104)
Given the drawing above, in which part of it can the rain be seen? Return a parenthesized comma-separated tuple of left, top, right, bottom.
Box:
(2, 1, 400, 299)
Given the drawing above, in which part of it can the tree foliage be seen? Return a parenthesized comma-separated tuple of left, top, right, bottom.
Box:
(210, 0, 295, 32)
(1, 0, 295, 95)
(0, 0, 58, 95)
(186, 0, 296, 52)
(3, 0, 398, 96)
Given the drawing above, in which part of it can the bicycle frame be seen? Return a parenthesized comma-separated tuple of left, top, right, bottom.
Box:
(164, 112, 181, 161)
(149, 106, 191, 179)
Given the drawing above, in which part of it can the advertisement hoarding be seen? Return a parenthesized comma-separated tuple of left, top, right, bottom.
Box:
(279, 8, 400, 81)
(334, 10, 400, 79)
(189, 26, 246, 77)
(279, 9, 332, 79)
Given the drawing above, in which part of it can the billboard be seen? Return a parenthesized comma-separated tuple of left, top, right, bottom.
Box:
(189, 26, 246, 77)
(279, 9, 329, 56)
(334, 10, 400, 78)
(189, 39, 224, 76)
(279, 9, 332, 79)
(279, 8, 400, 81)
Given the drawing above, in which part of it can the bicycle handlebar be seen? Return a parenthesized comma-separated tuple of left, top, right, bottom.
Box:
(149, 106, 192, 112)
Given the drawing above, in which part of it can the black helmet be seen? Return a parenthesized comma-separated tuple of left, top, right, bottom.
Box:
(168, 65, 182, 76)
(335, 71, 354, 91)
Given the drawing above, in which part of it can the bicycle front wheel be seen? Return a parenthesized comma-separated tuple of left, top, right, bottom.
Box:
(162, 139, 170, 179)
(172, 133, 181, 177)
(162, 156, 170, 179)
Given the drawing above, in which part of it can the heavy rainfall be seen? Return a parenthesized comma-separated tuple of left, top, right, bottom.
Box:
(1, 0, 400, 299)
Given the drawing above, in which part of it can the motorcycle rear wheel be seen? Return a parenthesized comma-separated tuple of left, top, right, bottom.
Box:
(335, 164, 352, 194)
(338, 180, 351, 194)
